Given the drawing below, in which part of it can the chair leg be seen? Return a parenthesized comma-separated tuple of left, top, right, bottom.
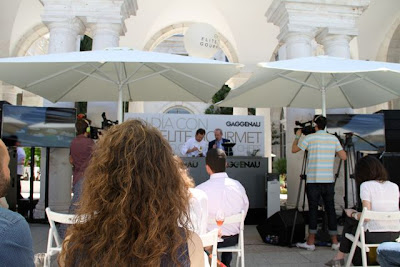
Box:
(241, 252, 245, 267)
(44, 253, 49, 267)
(236, 253, 239, 267)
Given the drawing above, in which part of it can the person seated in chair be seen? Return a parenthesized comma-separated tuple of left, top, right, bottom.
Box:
(325, 156, 400, 266)
(0, 139, 34, 266)
(60, 120, 204, 267)
(197, 148, 249, 266)
(377, 241, 400, 267)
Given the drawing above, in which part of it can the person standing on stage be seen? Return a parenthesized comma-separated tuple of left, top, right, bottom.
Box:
(59, 118, 95, 239)
(197, 148, 249, 266)
(208, 128, 233, 156)
(292, 115, 347, 251)
(181, 128, 208, 157)
(69, 118, 95, 212)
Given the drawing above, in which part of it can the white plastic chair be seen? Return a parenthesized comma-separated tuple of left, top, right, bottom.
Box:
(208, 210, 246, 267)
(200, 229, 219, 267)
(45, 207, 82, 267)
(345, 207, 400, 267)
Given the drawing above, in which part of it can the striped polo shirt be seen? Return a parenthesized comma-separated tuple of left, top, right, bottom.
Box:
(298, 130, 343, 183)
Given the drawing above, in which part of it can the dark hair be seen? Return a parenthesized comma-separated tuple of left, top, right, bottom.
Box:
(206, 148, 226, 173)
(76, 119, 89, 135)
(314, 115, 327, 130)
(196, 128, 205, 136)
(354, 156, 388, 185)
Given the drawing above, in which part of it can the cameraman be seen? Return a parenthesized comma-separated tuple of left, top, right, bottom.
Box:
(292, 115, 346, 251)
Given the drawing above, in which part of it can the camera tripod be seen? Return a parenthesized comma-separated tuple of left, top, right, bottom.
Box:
(334, 132, 380, 209)
(289, 151, 308, 246)
(334, 133, 357, 209)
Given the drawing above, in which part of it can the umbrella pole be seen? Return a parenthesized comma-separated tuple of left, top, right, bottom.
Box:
(118, 84, 124, 123)
(321, 87, 326, 117)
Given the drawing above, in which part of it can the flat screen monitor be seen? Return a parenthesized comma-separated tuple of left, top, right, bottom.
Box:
(1, 105, 76, 148)
(326, 114, 384, 152)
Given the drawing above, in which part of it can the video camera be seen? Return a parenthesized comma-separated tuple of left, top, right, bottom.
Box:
(294, 120, 315, 136)
(89, 112, 118, 139)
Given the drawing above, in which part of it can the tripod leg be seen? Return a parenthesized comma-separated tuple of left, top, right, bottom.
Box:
(289, 178, 303, 246)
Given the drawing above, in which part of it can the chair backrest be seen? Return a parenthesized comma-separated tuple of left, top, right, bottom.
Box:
(345, 208, 400, 267)
(45, 208, 77, 248)
(207, 210, 245, 226)
(200, 229, 219, 267)
(360, 208, 400, 222)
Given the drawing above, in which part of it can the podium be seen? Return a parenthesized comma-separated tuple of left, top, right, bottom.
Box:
(221, 142, 235, 156)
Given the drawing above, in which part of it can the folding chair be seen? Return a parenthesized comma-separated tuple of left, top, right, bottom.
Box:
(45, 207, 82, 267)
(345, 207, 400, 267)
(200, 229, 219, 267)
(208, 210, 246, 267)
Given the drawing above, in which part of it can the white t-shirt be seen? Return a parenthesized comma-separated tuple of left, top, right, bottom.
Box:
(17, 147, 26, 176)
(180, 137, 208, 157)
(188, 188, 208, 235)
(196, 172, 249, 236)
(360, 180, 400, 232)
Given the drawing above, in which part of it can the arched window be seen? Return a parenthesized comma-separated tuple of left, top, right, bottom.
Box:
(165, 107, 191, 114)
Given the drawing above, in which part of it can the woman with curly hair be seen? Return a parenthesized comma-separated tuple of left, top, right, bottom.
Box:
(60, 119, 204, 267)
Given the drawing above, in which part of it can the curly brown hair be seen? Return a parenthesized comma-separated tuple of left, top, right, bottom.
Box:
(61, 119, 192, 266)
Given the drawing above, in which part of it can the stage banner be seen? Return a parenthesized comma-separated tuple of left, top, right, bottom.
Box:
(124, 113, 265, 156)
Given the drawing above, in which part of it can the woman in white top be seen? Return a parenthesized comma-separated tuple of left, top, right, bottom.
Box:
(326, 156, 400, 266)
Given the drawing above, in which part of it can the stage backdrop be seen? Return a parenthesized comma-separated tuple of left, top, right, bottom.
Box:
(124, 113, 265, 156)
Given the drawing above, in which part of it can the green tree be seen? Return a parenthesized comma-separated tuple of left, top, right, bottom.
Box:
(205, 85, 233, 114)
(205, 84, 255, 115)
(24, 147, 41, 167)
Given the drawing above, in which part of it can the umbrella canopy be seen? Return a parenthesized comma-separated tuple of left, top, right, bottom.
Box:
(0, 48, 241, 122)
(218, 56, 400, 116)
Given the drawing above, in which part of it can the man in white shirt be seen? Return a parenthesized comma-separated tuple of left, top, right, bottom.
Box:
(181, 128, 208, 157)
(196, 148, 249, 266)
(17, 146, 26, 199)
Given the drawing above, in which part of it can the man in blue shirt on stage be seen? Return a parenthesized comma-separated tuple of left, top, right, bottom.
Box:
(208, 128, 233, 156)
(0, 139, 34, 266)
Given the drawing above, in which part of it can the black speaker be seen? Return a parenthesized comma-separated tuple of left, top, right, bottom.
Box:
(383, 110, 400, 152)
(381, 152, 400, 187)
(256, 209, 305, 246)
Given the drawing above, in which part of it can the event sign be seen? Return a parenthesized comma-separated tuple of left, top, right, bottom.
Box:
(124, 113, 265, 156)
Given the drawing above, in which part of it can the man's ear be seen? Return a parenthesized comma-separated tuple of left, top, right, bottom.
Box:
(205, 164, 212, 175)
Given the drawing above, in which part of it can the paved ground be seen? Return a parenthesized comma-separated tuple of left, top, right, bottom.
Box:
(30, 222, 341, 266)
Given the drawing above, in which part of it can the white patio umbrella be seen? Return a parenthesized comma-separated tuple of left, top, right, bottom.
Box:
(0, 48, 241, 122)
(218, 56, 400, 116)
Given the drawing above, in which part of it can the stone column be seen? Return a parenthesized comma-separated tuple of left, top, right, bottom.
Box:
(35, 16, 85, 217)
(274, 28, 316, 207)
(85, 2, 134, 118)
(45, 19, 84, 54)
(317, 31, 352, 59)
(90, 23, 121, 51)
(281, 28, 315, 59)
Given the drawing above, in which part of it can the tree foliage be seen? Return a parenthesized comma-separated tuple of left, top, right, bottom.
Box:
(205, 85, 233, 114)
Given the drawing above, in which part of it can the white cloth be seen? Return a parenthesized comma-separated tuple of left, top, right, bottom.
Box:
(181, 137, 208, 157)
(196, 172, 249, 236)
(17, 147, 26, 176)
(360, 180, 400, 232)
(189, 188, 208, 235)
